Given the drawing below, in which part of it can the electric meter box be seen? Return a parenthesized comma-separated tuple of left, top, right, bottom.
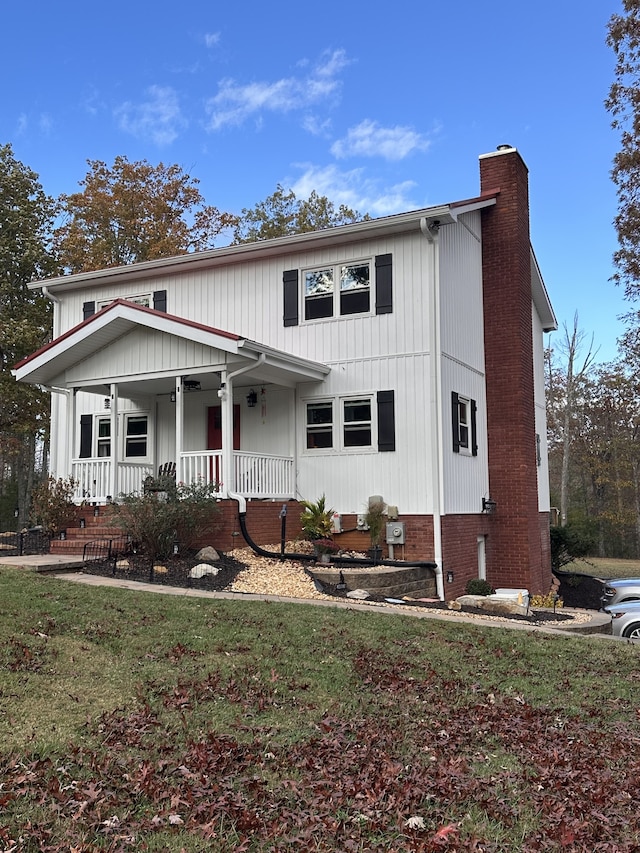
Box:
(386, 521, 405, 545)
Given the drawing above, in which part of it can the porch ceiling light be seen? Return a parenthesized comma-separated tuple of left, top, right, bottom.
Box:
(246, 389, 258, 408)
(183, 379, 201, 392)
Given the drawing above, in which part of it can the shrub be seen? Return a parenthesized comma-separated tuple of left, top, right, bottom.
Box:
(112, 478, 220, 561)
(530, 592, 563, 608)
(300, 495, 333, 540)
(550, 524, 593, 572)
(465, 578, 494, 596)
(364, 499, 386, 548)
(30, 476, 78, 536)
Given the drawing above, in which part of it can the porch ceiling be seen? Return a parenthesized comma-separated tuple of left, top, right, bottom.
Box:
(13, 299, 330, 395)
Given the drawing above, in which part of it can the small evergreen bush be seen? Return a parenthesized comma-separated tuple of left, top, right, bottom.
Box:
(465, 578, 494, 596)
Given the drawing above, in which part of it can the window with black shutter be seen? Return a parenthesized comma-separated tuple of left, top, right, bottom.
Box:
(452, 392, 477, 456)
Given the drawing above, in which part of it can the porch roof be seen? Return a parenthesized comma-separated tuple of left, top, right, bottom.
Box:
(13, 299, 330, 395)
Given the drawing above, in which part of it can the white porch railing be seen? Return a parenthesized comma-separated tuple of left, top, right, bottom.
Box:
(71, 459, 153, 503)
(178, 451, 224, 492)
(71, 451, 294, 502)
(179, 450, 294, 498)
(234, 451, 295, 498)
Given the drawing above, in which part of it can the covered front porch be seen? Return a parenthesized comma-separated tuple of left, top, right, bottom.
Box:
(71, 449, 295, 504)
(13, 300, 330, 504)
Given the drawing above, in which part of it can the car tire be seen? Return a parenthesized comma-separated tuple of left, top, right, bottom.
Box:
(622, 622, 640, 640)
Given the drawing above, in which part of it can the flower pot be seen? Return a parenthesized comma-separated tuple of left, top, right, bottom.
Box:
(368, 546, 382, 563)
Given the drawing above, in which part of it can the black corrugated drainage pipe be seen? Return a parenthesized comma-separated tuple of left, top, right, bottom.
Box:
(237, 509, 437, 571)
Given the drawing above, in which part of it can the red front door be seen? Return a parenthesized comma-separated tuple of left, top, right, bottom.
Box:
(207, 405, 240, 484)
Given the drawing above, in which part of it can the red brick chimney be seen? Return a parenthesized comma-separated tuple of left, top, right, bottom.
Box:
(479, 145, 551, 594)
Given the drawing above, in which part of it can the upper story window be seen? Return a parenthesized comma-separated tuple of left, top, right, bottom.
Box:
(284, 255, 391, 327)
(451, 391, 477, 457)
(83, 290, 167, 321)
(97, 293, 151, 311)
(304, 261, 371, 320)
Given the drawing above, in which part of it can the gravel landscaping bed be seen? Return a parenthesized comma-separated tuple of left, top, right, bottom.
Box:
(79, 540, 591, 627)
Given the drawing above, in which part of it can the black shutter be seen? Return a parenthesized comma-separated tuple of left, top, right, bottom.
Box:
(79, 414, 93, 459)
(283, 269, 299, 327)
(153, 290, 167, 312)
(451, 391, 460, 453)
(375, 253, 393, 315)
(377, 390, 395, 452)
(83, 301, 95, 321)
(471, 398, 478, 457)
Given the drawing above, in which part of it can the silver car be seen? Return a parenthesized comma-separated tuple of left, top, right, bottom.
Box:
(604, 601, 640, 640)
(600, 578, 640, 608)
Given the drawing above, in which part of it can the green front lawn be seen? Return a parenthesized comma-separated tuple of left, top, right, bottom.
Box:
(1, 565, 640, 851)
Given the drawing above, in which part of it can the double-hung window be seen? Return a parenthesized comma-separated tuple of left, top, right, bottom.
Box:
(306, 401, 333, 449)
(125, 414, 148, 458)
(304, 261, 371, 320)
(306, 393, 393, 453)
(97, 418, 111, 457)
(343, 398, 372, 447)
(451, 391, 478, 456)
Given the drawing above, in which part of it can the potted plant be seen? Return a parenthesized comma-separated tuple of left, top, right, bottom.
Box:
(312, 537, 340, 563)
(300, 494, 333, 540)
(364, 498, 386, 563)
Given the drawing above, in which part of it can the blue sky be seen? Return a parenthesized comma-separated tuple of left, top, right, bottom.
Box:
(2, 1, 625, 361)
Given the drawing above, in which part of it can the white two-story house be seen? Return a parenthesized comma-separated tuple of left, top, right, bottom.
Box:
(14, 145, 556, 598)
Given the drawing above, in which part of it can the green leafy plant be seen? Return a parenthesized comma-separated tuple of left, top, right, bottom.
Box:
(30, 476, 78, 536)
(300, 495, 333, 540)
(465, 578, 494, 596)
(112, 478, 220, 561)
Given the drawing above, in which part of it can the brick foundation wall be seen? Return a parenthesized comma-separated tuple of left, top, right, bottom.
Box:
(479, 147, 552, 595)
(441, 515, 491, 599)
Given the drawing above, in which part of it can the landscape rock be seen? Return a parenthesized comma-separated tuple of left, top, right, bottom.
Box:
(456, 594, 528, 617)
(346, 588, 371, 599)
(196, 546, 221, 562)
(189, 563, 221, 579)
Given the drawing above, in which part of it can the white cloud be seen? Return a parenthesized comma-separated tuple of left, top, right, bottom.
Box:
(38, 113, 53, 136)
(331, 120, 431, 161)
(205, 49, 349, 131)
(115, 85, 187, 146)
(290, 163, 419, 217)
(16, 113, 27, 135)
(204, 32, 220, 48)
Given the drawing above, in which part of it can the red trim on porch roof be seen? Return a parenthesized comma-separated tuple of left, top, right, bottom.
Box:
(13, 298, 242, 370)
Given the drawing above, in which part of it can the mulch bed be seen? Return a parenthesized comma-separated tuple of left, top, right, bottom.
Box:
(80, 549, 247, 593)
(553, 570, 606, 610)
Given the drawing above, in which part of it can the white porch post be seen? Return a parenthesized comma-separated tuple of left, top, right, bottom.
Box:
(175, 376, 183, 481)
(219, 372, 235, 497)
(68, 389, 77, 479)
(109, 383, 119, 500)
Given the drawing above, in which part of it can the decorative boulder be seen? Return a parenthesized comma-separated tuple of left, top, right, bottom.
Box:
(195, 546, 221, 562)
(189, 563, 221, 579)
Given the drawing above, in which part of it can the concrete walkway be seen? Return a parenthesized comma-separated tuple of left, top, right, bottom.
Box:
(0, 553, 613, 637)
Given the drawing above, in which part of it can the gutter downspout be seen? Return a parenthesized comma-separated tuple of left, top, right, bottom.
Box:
(223, 353, 266, 511)
(421, 217, 445, 600)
